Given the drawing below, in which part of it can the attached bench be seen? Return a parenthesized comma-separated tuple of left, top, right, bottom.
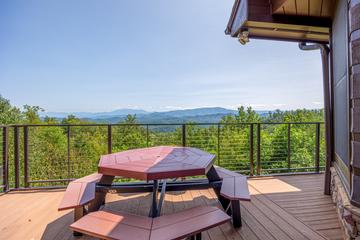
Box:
(58, 172, 104, 228)
(215, 166, 251, 201)
(58, 173, 103, 211)
(70, 206, 230, 240)
(213, 166, 251, 228)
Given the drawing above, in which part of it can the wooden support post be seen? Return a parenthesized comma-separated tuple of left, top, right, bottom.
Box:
(73, 206, 84, 236)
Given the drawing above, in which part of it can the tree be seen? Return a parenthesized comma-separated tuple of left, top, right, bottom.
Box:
(0, 95, 22, 124)
(23, 105, 43, 124)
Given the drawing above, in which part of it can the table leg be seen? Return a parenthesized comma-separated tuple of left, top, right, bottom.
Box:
(190, 233, 202, 240)
(157, 181, 166, 215)
(149, 180, 159, 217)
(88, 175, 114, 212)
(149, 180, 167, 218)
(206, 166, 231, 215)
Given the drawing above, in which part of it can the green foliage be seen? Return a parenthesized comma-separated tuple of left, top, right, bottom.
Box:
(0, 95, 325, 188)
(0, 95, 22, 124)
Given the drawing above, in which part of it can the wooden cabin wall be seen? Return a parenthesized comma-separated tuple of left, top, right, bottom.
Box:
(349, 0, 360, 207)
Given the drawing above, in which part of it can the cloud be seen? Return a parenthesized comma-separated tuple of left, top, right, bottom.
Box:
(249, 103, 267, 108)
(312, 101, 323, 105)
(272, 103, 286, 107)
(163, 106, 185, 110)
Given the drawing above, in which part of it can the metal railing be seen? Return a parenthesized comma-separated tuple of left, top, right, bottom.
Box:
(1, 122, 325, 190)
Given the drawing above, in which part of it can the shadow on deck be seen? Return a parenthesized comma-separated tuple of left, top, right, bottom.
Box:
(0, 174, 344, 240)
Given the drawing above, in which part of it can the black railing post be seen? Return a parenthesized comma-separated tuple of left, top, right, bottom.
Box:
(24, 126, 29, 188)
(315, 123, 320, 173)
(107, 125, 112, 154)
(14, 127, 20, 189)
(67, 126, 71, 179)
(218, 124, 221, 166)
(256, 123, 261, 175)
(182, 124, 186, 147)
(146, 125, 149, 147)
(287, 124, 291, 171)
(249, 124, 254, 176)
(3, 127, 8, 192)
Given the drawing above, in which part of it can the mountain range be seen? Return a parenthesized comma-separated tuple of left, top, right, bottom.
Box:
(41, 107, 269, 124)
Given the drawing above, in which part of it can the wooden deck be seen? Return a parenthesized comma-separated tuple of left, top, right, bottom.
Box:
(0, 174, 344, 240)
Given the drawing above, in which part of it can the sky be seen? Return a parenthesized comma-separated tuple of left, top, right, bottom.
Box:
(0, 0, 323, 112)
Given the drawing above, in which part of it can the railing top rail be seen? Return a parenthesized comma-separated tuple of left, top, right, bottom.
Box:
(1, 122, 325, 127)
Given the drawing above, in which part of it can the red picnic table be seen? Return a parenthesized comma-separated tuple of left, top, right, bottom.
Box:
(59, 146, 250, 238)
(97, 146, 216, 217)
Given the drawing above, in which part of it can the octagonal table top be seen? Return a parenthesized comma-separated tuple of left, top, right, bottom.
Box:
(98, 146, 216, 181)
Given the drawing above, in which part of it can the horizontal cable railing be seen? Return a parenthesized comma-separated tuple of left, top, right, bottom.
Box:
(1, 122, 325, 190)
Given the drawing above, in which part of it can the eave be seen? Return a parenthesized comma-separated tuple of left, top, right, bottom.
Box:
(225, 0, 333, 44)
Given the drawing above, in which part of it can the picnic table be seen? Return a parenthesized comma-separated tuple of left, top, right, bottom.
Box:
(97, 146, 216, 217)
(59, 146, 250, 239)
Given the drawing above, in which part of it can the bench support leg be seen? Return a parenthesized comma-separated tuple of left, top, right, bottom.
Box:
(231, 200, 242, 228)
(206, 166, 231, 215)
(73, 206, 84, 236)
(88, 175, 114, 212)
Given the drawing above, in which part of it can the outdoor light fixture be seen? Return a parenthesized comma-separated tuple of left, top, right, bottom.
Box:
(237, 30, 249, 45)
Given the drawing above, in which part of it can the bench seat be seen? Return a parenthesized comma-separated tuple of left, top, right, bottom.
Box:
(212, 166, 250, 228)
(214, 166, 251, 201)
(70, 206, 230, 240)
(220, 176, 251, 201)
(58, 173, 103, 211)
(214, 166, 242, 179)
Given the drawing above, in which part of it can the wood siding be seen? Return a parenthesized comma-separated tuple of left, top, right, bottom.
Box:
(271, 0, 334, 18)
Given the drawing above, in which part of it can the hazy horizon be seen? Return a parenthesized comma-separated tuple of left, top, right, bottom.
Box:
(40, 106, 324, 114)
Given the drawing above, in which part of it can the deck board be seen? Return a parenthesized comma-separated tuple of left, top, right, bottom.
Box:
(0, 174, 344, 240)
(248, 175, 343, 240)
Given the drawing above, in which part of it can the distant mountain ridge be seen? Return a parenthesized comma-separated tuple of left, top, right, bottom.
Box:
(42, 109, 149, 119)
(41, 107, 269, 124)
(154, 107, 237, 117)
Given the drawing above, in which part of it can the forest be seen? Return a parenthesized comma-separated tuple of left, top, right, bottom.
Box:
(0, 95, 325, 188)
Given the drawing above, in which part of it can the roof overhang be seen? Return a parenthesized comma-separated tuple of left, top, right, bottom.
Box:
(226, 0, 333, 44)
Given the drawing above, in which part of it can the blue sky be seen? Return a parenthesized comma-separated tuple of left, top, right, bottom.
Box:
(0, 0, 323, 112)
